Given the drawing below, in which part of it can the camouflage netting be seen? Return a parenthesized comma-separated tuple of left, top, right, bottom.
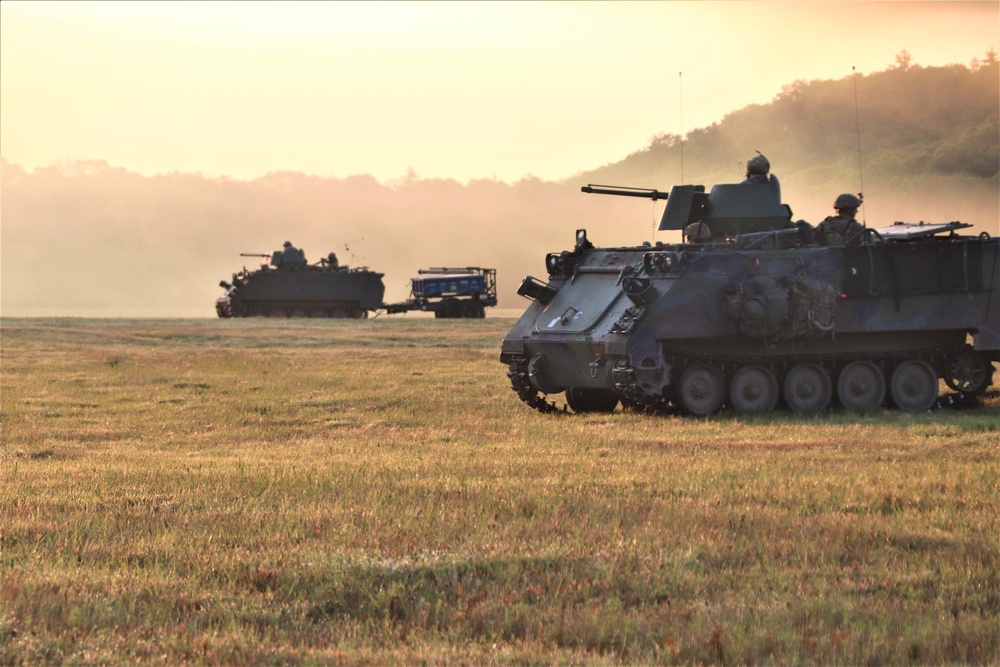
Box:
(726, 273, 837, 340)
(787, 273, 837, 337)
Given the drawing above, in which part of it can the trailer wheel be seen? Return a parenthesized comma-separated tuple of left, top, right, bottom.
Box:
(460, 302, 485, 319)
(436, 298, 458, 318)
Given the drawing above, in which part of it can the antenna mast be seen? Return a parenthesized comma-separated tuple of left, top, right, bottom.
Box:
(678, 71, 685, 185)
(344, 237, 365, 267)
(852, 66, 866, 225)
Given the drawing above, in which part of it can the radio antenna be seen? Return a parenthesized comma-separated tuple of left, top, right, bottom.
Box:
(344, 237, 365, 266)
(852, 66, 866, 226)
(678, 71, 685, 185)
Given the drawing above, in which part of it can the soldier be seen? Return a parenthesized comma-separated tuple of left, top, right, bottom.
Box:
(816, 194, 865, 246)
(741, 153, 771, 185)
(281, 241, 307, 266)
(684, 222, 713, 243)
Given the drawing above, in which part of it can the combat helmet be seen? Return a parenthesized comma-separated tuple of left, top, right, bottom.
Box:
(746, 153, 770, 177)
(834, 193, 862, 210)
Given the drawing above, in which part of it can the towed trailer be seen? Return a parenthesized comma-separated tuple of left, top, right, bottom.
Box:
(384, 267, 497, 318)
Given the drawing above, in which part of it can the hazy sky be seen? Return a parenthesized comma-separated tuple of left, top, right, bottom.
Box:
(1, 0, 997, 183)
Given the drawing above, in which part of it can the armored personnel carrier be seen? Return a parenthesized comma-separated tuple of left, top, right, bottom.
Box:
(501, 177, 999, 415)
(216, 243, 385, 318)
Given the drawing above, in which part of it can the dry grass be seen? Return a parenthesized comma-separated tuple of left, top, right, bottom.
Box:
(2, 317, 998, 664)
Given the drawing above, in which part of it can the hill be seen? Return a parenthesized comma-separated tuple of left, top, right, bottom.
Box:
(575, 51, 998, 201)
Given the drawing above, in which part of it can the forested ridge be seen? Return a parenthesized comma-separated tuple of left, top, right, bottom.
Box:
(576, 51, 999, 190)
(2, 54, 997, 314)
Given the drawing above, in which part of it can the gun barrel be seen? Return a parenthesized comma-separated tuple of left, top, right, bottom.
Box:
(239, 253, 272, 258)
(581, 184, 669, 201)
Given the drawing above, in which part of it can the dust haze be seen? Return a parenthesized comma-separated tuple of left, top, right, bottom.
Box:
(0, 163, 639, 315)
(1, 159, 997, 316)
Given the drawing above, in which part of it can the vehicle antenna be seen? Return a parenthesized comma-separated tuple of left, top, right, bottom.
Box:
(852, 66, 866, 226)
(344, 237, 365, 266)
(678, 71, 685, 185)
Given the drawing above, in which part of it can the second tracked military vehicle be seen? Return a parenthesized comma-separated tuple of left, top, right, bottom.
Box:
(501, 173, 1000, 415)
(216, 242, 385, 318)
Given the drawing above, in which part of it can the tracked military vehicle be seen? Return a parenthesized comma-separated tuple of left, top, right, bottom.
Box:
(216, 243, 385, 318)
(501, 176, 1000, 415)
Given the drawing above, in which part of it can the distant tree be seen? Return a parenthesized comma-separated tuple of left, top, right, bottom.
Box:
(892, 50, 914, 71)
(0, 157, 28, 187)
(774, 79, 808, 103)
(971, 47, 999, 71)
(647, 133, 680, 150)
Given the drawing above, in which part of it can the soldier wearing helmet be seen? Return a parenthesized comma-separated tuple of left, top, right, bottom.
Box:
(684, 222, 713, 243)
(741, 152, 771, 185)
(816, 193, 865, 246)
(281, 240, 307, 266)
(740, 151, 782, 203)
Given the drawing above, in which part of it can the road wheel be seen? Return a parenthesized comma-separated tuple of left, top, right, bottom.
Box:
(783, 363, 832, 413)
(729, 365, 779, 414)
(890, 360, 938, 413)
(566, 387, 619, 413)
(836, 361, 885, 412)
(677, 363, 726, 416)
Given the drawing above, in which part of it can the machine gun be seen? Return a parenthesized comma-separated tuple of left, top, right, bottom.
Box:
(581, 184, 670, 201)
(583, 179, 790, 236)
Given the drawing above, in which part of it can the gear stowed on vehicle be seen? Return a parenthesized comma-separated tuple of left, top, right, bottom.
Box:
(500, 172, 1000, 415)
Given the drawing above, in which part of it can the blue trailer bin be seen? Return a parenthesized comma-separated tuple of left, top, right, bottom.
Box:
(412, 274, 486, 298)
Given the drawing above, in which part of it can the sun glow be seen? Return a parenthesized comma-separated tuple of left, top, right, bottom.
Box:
(1, 1, 997, 182)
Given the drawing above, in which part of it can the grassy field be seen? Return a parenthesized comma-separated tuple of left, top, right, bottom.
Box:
(2, 317, 998, 665)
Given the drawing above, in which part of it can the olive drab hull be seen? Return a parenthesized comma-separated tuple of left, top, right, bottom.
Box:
(501, 181, 1000, 415)
(216, 247, 385, 318)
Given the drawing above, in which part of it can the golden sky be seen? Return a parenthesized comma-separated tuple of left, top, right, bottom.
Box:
(1, 0, 997, 183)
